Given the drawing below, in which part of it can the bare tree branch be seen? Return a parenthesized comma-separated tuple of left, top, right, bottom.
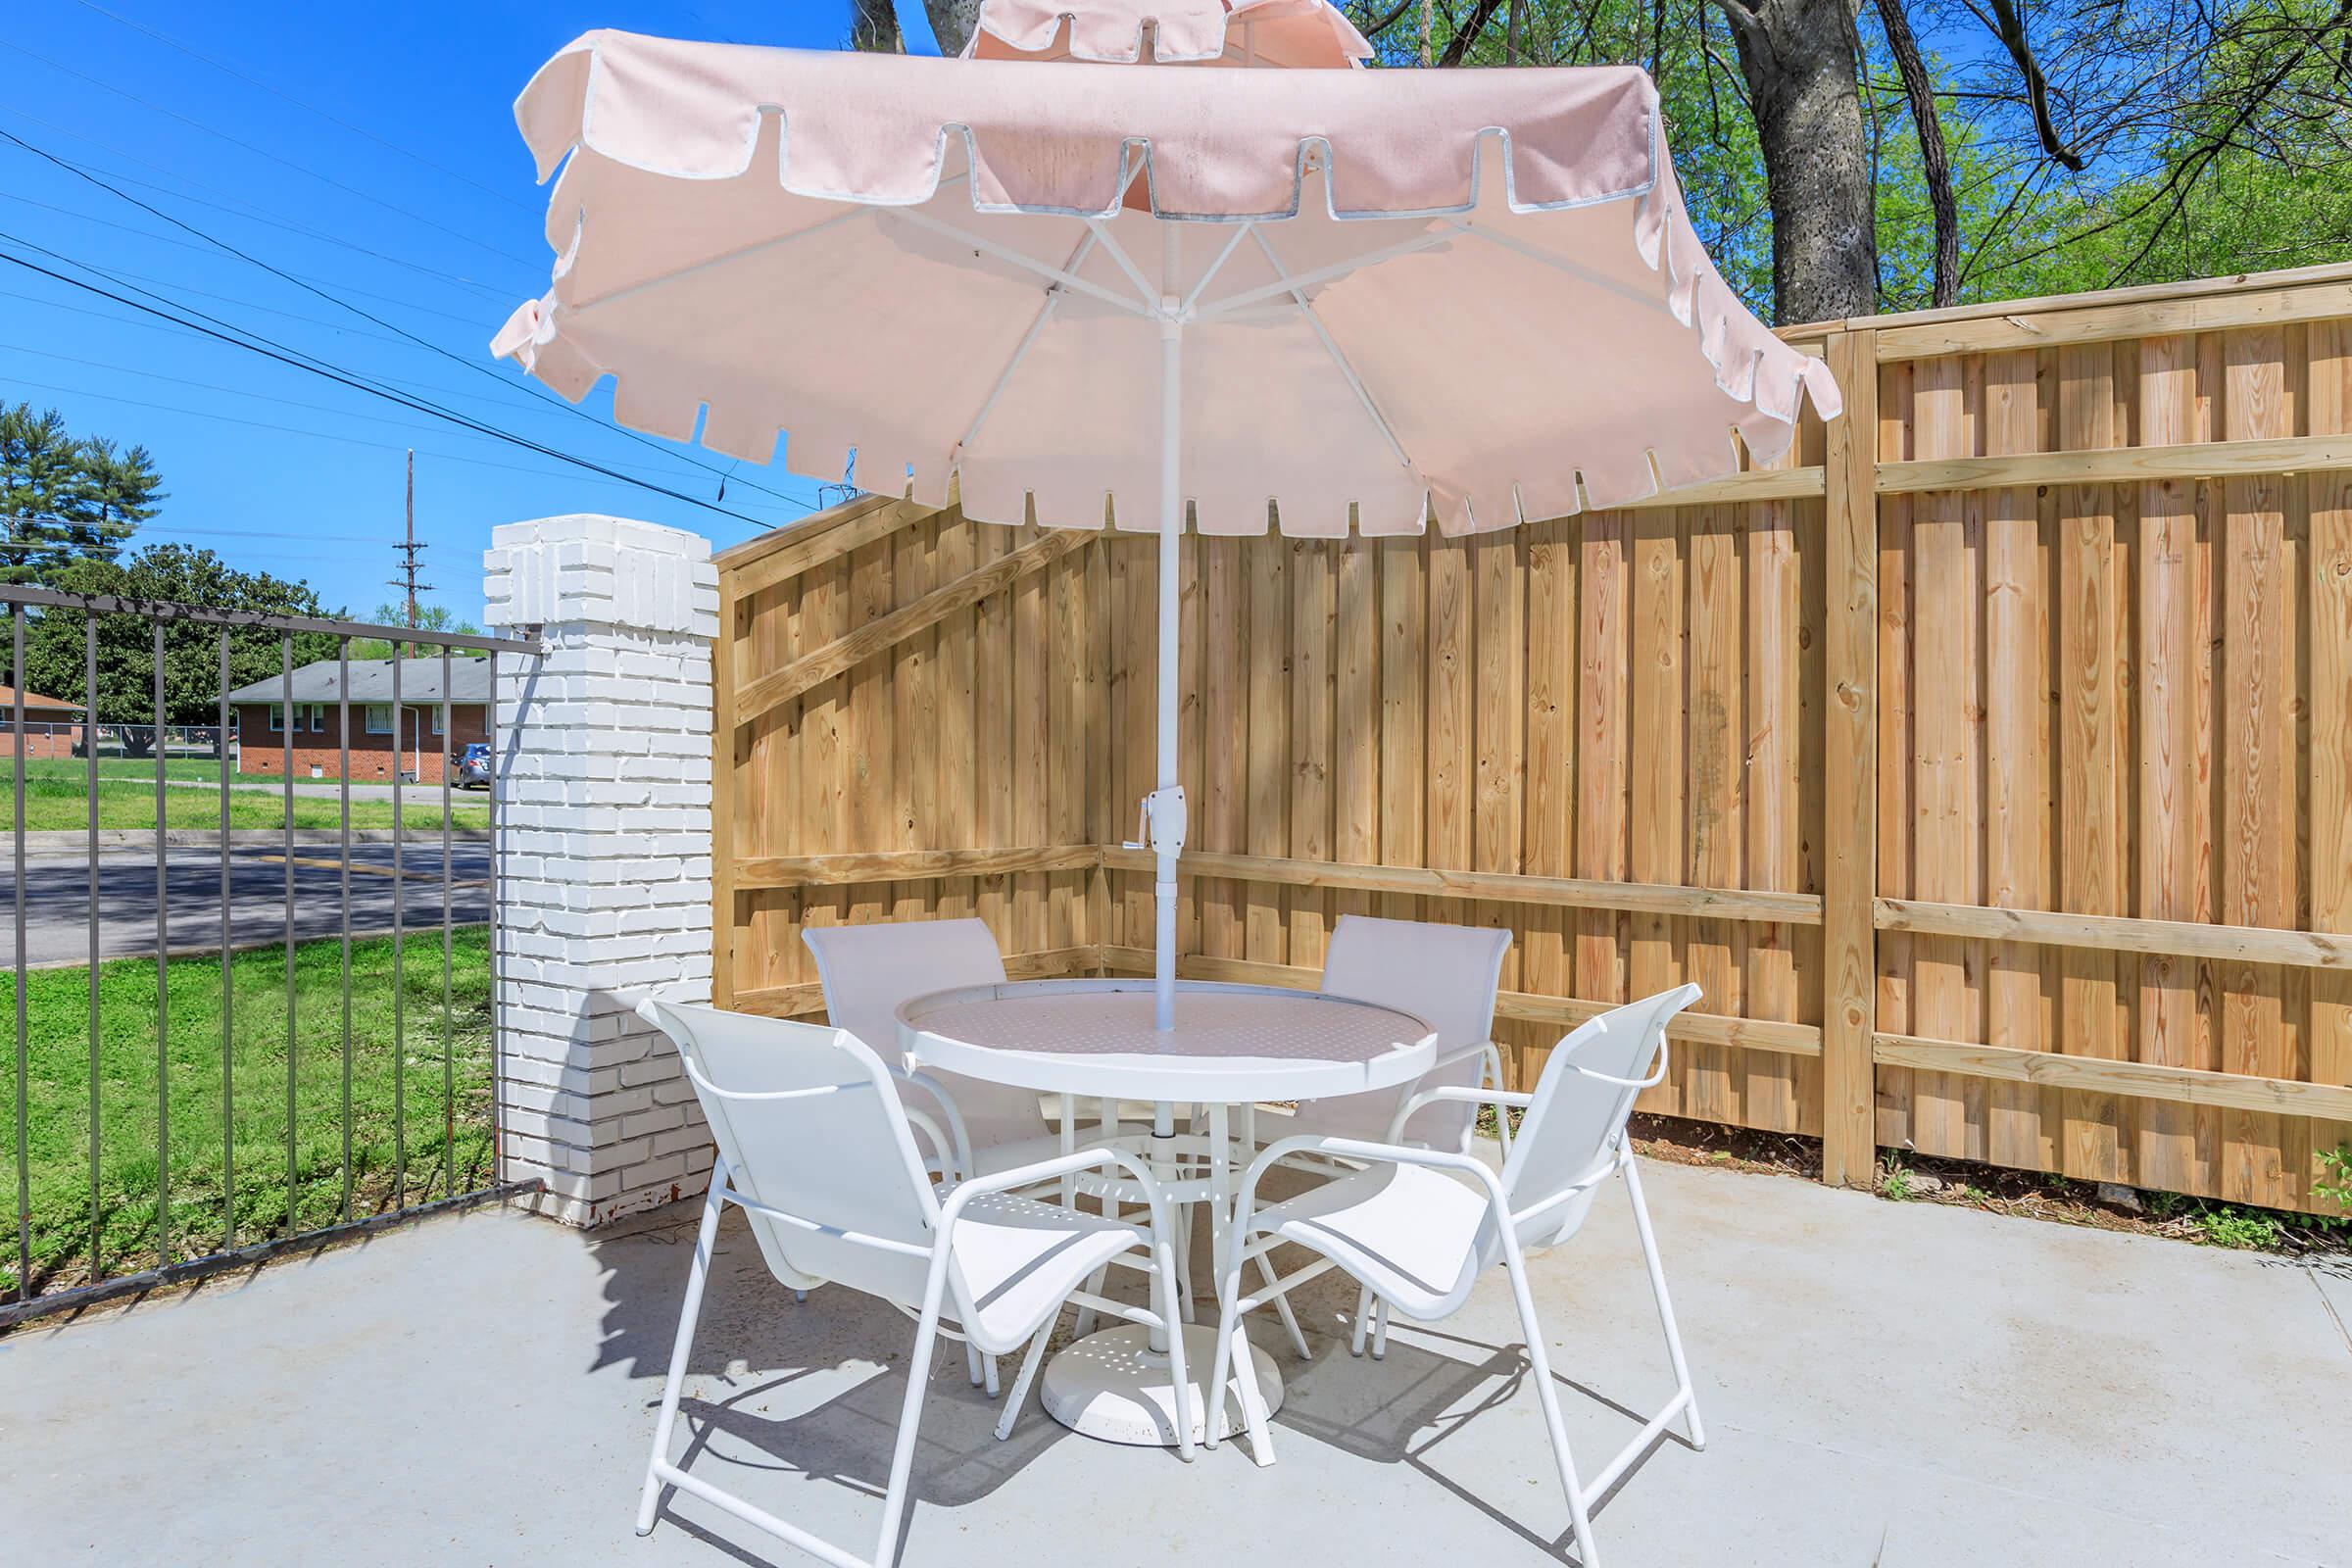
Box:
(1440, 0, 1509, 62)
(1983, 0, 2089, 170)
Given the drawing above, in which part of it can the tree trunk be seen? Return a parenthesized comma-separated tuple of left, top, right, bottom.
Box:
(1875, 0, 1958, 305)
(923, 0, 982, 54)
(1713, 0, 1878, 322)
(852, 0, 903, 51)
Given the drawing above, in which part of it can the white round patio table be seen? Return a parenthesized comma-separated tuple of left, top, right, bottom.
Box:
(897, 977, 1435, 1449)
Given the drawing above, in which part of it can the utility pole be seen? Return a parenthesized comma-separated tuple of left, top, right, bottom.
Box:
(387, 449, 432, 660)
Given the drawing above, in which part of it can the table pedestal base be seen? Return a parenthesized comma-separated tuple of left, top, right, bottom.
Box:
(1039, 1323, 1283, 1446)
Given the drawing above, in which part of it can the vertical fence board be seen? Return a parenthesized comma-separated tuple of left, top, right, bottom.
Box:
(715, 270, 2352, 1217)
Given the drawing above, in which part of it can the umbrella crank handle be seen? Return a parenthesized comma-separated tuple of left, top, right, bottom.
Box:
(1123, 785, 1188, 866)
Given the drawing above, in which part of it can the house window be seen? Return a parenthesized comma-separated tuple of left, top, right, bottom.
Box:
(365, 704, 395, 735)
(429, 705, 445, 736)
(268, 703, 286, 732)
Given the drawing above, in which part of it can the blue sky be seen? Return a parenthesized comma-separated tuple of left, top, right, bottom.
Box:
(1, 1, 942, 622)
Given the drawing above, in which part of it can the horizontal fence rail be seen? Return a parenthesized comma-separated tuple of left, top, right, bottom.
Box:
(711, 261, 2352, 1220)
(1, 587, 542, 1325)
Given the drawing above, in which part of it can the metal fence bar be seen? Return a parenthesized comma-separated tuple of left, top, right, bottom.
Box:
(84, 615, 98, 1277)
(152, 620, 170, 1273)
(217, 629, 234, 1250)
(487, 649, 501, 1187)
(0, 594, 541, 1320)
(281, 634, 296, 1236)
(391, 654, 405, 1208)
(440, 647, 453, 1200)
(337, 637, 353, 1225)
(0, 585, 537, 653)
(13, 609, 29, 1301)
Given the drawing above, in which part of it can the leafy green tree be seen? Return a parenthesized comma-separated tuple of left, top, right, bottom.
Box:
(17, 545, 338, 751)
(348, 601, 488, 660)
(0, 403, 164, 584)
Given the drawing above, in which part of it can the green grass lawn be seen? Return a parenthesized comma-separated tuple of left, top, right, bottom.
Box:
(11, 770, 489, 833)
(18, 758, 229, 784)
(0, 927, 495, 1298)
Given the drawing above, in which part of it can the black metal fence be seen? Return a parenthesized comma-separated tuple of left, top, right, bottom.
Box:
(1, 585, 541, 1326)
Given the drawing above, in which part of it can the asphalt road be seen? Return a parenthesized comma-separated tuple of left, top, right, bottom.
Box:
(1, 842, 492, 967)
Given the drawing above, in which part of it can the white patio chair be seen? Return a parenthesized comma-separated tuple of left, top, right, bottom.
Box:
(804, 919, 1134, 1184)
(1256, 915, 1511, 1359)
(1285, 914, 1515, 1155)
(632, 998, 1196, 1568)
(1205, 983, 1706, 1568)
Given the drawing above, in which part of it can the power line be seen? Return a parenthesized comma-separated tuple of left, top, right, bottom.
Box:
(0, 124, 818, 514)
(0, 369, 750, 502)
(0, 103, 521, 301)
(0, 253, 779, 523)
(66, 0, 536, 215)
(0, 338, 789, 488)
(0, 35, 542, 269)
(0, 190, 502, 324)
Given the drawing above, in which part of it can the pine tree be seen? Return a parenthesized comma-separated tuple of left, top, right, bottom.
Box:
(0, 403, 165, 583)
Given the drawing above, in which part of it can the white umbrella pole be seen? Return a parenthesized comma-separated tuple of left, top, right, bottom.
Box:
(1149, 227, 1187, 1036)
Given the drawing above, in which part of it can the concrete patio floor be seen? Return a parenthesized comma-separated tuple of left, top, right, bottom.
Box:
(3, 1155, 2346, 1567)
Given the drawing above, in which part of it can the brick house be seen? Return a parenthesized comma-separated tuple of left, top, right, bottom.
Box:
(0, 684, 85, 758)
(223, 656, 492, 783)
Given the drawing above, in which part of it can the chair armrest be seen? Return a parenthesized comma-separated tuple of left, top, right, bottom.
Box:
(890, 1064, 975, 1182)
(1426, 1038, 1495, 1075)
(1386, 1081, 1532, 1144)
(1231, 1133, 1510, 1244)
(938, 1145, 1180, 1248)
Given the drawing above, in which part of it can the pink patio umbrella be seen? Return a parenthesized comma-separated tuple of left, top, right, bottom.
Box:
(964, 0, 1372, 66)
(492, 14, 1842, 1032)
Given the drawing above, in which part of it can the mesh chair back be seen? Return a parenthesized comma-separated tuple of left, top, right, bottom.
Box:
(1495, 984, 1699, 1252)
(802, 919, 1044, 1151)
(1301, 915, 1511, 1150)
(640, 1000, 939, 1305)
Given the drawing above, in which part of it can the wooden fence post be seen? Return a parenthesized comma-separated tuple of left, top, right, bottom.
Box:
(1821, 327, 1881, 1187)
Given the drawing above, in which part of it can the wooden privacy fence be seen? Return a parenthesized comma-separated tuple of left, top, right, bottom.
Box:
(712, 259, 2352, 1216)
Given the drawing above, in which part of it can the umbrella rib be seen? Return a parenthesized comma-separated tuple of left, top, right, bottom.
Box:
(1178, 221, 1254, 317)
(955, 228, 1099, 461)
(1450, 220, 1680, 319)
(1190, 226, 1459, 321)
(1083, 218, 1159, 309)
(565, 200, 885, 318)
(894, 207, 1152, 318)
(1248, 226, 1414, 472)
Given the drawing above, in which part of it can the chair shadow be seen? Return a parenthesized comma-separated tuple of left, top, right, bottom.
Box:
(1258, 1262, 1697, 1564)
(587, 1203, 1113, 1562)
(590, 1198, 1691, 1568)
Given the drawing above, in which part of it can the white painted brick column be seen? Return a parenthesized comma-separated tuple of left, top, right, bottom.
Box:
(483, 514, 719, 1225)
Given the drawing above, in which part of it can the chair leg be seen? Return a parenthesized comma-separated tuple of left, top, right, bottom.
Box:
(1201, 1265, 1275, 1464)
(1254, 1246, 1311, 1361)
(994, 1320, 1055, 1442)
(1502, 1250, 1600, 1568)
(1069, 1264, 1109, 1341)
(1176, 1200, 1200, 1323)
(635, 1176, 726, 1537)
(1348, 1284, 1374, 1357)
(870, 1298, 947, 1568)
(1623, 1160, 1704, 1449)
(1151, 1228, 1198, 1461)
(965, 1342, 985, 1387)
(1370, 1298, 1390, 1360)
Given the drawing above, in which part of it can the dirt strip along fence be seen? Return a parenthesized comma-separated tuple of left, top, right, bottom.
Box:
(711, 259, 2352, 1215)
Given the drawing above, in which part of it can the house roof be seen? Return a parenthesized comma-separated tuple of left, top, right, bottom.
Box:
(222, 657, 494, 706)
(0, 684, 83, 714)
